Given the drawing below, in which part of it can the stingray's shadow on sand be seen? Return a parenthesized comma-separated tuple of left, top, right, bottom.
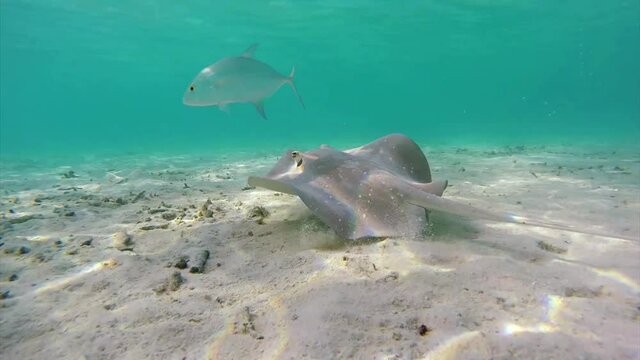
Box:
(271, 210, 559, 264)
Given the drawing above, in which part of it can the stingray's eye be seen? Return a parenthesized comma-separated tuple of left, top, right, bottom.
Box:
(189, 85, 195, 92)
(291, 151, 303, 167)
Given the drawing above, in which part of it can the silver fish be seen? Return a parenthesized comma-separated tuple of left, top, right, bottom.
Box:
(183, 44, 304, 119)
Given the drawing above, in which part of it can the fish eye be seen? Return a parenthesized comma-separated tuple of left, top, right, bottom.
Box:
(189, 85, 195, 92)
(291, 151, 299, 158)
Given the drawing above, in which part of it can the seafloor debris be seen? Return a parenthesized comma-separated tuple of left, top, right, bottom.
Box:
(132, 191, 146, 203)
(148, 208, 168, 214)
(153, 271, 184, 294)
(3, 246, 31, 255)
(140, 223, 169, 231)
(106, 172, 128, 184)
(8, 214, 41, 224)
(174, 256, 188, 269)
(61, 170, 79, 179)
(247, 206, 270, 224)
(189, 250, 210, 274)
(112, 231, 133, 251)
(161, 212, 177, 221)
(234, 306, 261, 338)
(536, 240, 567, 254)
(564, 286, 603, 298)
(196, 200, 214, 219)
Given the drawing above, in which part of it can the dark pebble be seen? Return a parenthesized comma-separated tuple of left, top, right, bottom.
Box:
(418, 324, 431, 336)
(64, 211, 75, 217)
(0, 290, 10, 299)
(9, 274, 18, 282)
(16, 246, 31, 255)
(81, 238, 93, 246)
(168, 272, 184, 291)
(175, 258, 188, 269)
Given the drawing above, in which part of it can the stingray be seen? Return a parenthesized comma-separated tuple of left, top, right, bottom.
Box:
(248, 134, 634, 241)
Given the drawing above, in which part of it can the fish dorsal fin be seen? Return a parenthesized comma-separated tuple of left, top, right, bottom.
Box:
(240, 43, 258, 58)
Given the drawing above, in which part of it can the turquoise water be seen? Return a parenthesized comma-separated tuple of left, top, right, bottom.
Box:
(1, 0, 639, 159)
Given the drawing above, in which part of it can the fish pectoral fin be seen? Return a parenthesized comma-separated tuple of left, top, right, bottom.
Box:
(254, 101, 267, 120)
(240, 43, 258, 58)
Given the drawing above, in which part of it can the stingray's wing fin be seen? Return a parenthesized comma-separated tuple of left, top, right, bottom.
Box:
(345, 134, 432, 182)
(250, 175, 426, 239)
(247, 176, 297, 195)
(248, 175, 358, 238)
(403, 183, 636, 241)
(411, 180, 448, 197)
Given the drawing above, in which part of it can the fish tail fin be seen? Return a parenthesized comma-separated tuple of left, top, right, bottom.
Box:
(287, 66, 305, 109)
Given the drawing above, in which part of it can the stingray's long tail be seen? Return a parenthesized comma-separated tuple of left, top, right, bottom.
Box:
(404, 183, 637, 241)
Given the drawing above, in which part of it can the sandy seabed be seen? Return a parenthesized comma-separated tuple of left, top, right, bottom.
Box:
(1, 144, 639, 360)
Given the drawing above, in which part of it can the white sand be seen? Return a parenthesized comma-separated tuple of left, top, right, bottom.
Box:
(0, 145, 638, 360)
